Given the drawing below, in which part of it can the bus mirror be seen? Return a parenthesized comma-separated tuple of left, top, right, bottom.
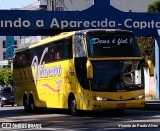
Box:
(145, 58, 154, 76)
(86, 60, 93, 79)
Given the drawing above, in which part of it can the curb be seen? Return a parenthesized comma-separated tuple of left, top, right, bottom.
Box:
(145, 100, 160, 110)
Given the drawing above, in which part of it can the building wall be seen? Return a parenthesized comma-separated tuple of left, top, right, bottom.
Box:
(47, 0, 93, 11)
(21, 0, 47, 10)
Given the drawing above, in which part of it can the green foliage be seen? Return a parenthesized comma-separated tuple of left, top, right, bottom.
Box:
(136, 36, 155, 65)
(136, 0, 159, 65)
(147, 0, 160, 12)
(0, 67, 13, 86)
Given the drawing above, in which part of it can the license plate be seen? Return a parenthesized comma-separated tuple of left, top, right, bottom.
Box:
(9, 100, 14, 102)
(117, 103, 126, 109)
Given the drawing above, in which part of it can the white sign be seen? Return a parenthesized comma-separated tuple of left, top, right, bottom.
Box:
(0, 60, 8, 65)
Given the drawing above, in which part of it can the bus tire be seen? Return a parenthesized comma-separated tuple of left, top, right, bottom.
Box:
(28, 96, 36, 113)
(69, 96, 78, 116)
(23, 96, 29, 112)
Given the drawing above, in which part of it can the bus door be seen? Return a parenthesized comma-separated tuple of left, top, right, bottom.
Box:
(74, 35, 91, 110)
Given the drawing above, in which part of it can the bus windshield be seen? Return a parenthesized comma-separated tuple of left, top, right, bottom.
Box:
(86, 32, 141, 57)
(91, 60, 144, 92)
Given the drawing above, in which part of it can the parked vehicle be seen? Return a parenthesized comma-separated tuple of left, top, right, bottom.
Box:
(0, 87, 15, 107)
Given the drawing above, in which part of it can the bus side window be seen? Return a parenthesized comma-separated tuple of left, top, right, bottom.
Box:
(64, 37, 72, 59)
(21, 55, 27, 67)
(54, 43, 63, 61)
(56, 47, 62, 60)
(26, 52, 31, 66)
(14, 52, 21, 68)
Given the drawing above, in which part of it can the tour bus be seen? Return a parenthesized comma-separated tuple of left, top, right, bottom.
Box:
(13, 29, 149, 115)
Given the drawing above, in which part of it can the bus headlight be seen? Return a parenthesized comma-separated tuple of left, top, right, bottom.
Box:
(1, 97, 7, 100)
(134, 95, 145, 100)
(92, 96, 107, 101)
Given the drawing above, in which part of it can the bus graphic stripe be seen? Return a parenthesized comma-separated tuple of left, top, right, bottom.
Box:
(41, 83, 61, 93)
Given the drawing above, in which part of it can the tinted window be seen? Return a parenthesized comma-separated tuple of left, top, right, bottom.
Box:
(13, 50, 30, 68)
(14, 37, 73, 69)
(87, 33, 141, 57)
(91, 60, 144, 92)
(2, 87, 12, 93)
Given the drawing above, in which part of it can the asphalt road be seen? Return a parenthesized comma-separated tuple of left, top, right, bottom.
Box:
(0, 105, 160, 131)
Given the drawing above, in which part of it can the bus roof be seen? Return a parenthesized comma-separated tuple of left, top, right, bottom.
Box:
(75, 29, 133, 35)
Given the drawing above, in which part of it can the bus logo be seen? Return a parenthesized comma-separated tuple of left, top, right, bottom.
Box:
(31, 47, 62, 84)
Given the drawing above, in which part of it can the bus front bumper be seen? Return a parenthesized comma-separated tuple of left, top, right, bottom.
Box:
(91, 99, 145, 111)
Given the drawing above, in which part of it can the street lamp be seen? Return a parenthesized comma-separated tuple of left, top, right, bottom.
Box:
(5, 45, 18, 70)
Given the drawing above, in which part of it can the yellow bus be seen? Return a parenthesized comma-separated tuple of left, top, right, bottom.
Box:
(13, 29, 146, 115)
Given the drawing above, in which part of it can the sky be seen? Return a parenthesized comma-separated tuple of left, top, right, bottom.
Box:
(0, 0, 37, 9)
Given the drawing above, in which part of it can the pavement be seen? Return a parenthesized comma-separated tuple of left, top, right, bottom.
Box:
(145, 97, 160, 110)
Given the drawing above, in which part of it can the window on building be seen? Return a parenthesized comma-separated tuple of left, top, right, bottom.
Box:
(3, 51, 6, 60)
(55, 7, 64, 11)
(3, 40, 6, 48)
(52, 0, 64, 11)
(14, 40, 18, 48)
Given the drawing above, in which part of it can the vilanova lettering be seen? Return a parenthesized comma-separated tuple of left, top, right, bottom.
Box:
(31, 47, 62, 85)
(0, 18, 30, 28)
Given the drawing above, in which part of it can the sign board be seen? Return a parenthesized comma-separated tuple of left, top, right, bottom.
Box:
(0, 60, 8, 66)
(0, 0, 159, 36)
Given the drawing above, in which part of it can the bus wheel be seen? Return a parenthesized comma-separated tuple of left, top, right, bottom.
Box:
(23, 98, 29, 112)
(69, 96, 78, 115)
(28, 97, 35, 113)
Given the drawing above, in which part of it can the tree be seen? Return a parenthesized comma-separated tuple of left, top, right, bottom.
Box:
(0, 67, 13, 86)
(148, 0, 160, 12)
(135, 0, 160, 65)
(136, 36, 155, 65)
